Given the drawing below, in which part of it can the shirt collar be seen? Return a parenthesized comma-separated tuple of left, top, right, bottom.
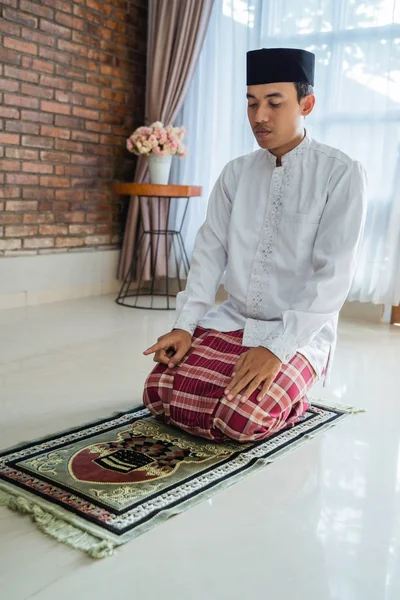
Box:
(265, 130, 311, 167)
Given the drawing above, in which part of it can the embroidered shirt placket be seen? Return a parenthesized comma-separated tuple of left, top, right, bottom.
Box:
(244, 162, 285, 346)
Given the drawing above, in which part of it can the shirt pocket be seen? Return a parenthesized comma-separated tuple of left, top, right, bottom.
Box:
(280, 212, 322, 260)
(282, 212, 322, 225)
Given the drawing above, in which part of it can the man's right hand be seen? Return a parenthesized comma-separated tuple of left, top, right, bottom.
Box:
(143, 329, 192, 369)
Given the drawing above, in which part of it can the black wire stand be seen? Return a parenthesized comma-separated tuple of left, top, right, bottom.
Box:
(116, 195, 191, 310)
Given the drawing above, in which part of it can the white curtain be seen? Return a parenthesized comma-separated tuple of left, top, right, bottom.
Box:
(171, 0, 400, 306)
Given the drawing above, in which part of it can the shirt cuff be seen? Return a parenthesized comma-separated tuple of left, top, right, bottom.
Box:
(261, 338, 295, 363)
(173, 313, 198, 336)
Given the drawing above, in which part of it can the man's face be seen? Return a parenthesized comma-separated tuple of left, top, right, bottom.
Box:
(247, 82, 315, 152)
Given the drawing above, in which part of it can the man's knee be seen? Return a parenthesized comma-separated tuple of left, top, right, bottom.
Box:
(143, 368, 166, 413)
(143, 381, 158, 410)
(143, 360, 183, 414)
(217, 394, 308, 443)
(221, 417, 280, 443)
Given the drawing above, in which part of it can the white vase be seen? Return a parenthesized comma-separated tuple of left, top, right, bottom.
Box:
(147, 153, 173, 185)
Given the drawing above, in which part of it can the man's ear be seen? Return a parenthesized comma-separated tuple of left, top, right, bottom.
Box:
(302, 94, 316, 117)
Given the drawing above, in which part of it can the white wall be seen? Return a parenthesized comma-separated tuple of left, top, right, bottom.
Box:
(0, 249, 121, 310)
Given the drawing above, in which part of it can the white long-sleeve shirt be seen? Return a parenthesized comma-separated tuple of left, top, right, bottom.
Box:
(174, 132, 367, 385)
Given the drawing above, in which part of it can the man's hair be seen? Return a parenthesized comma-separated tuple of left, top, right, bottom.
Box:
(294, 82, 314, 103)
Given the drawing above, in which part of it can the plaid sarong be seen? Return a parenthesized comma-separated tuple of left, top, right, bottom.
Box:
(143, 327, 318, 443)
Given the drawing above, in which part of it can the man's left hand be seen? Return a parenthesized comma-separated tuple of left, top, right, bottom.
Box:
(224, 347, 282, 403)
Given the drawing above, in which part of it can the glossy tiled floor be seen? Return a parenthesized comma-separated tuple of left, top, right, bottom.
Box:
(0, 296, 399, 600)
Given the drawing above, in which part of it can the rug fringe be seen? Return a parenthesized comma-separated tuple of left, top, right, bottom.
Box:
(309, 397, 366, 414)
(0, 488, 115, 559)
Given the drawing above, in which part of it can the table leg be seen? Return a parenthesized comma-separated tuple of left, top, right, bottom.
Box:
(116, 230, 144, 305)
(172, 234, 183, 291)
(177, 232, 191, 277)
(165, 197, 172, 309)
(134, 233, 152, 307)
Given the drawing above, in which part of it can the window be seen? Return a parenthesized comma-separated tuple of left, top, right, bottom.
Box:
(175, 1, 400, 304)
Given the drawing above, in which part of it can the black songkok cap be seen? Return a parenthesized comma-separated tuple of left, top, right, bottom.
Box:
(247, 48, 315, 86)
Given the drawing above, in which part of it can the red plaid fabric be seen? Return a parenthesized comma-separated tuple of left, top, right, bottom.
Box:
(143, 327, 318, 443)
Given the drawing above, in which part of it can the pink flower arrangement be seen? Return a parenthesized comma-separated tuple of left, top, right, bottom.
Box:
(126, 121, 188, 157)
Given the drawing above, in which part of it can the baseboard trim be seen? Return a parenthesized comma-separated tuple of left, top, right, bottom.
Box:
(0, 249, 122, 310)
(0, 265, 387, 323)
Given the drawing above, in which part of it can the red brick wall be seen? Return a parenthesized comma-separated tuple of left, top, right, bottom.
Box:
(0, 0, 147, 256)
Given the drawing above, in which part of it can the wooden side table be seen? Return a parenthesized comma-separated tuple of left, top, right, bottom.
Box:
(115, 183, 202, 309)
(391, 304, 400, 325)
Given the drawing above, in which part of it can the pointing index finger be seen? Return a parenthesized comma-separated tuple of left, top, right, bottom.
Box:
(143, 342, 163, 355)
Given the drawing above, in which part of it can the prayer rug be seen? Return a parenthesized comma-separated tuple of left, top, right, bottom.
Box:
(0, 401, 360, 558)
